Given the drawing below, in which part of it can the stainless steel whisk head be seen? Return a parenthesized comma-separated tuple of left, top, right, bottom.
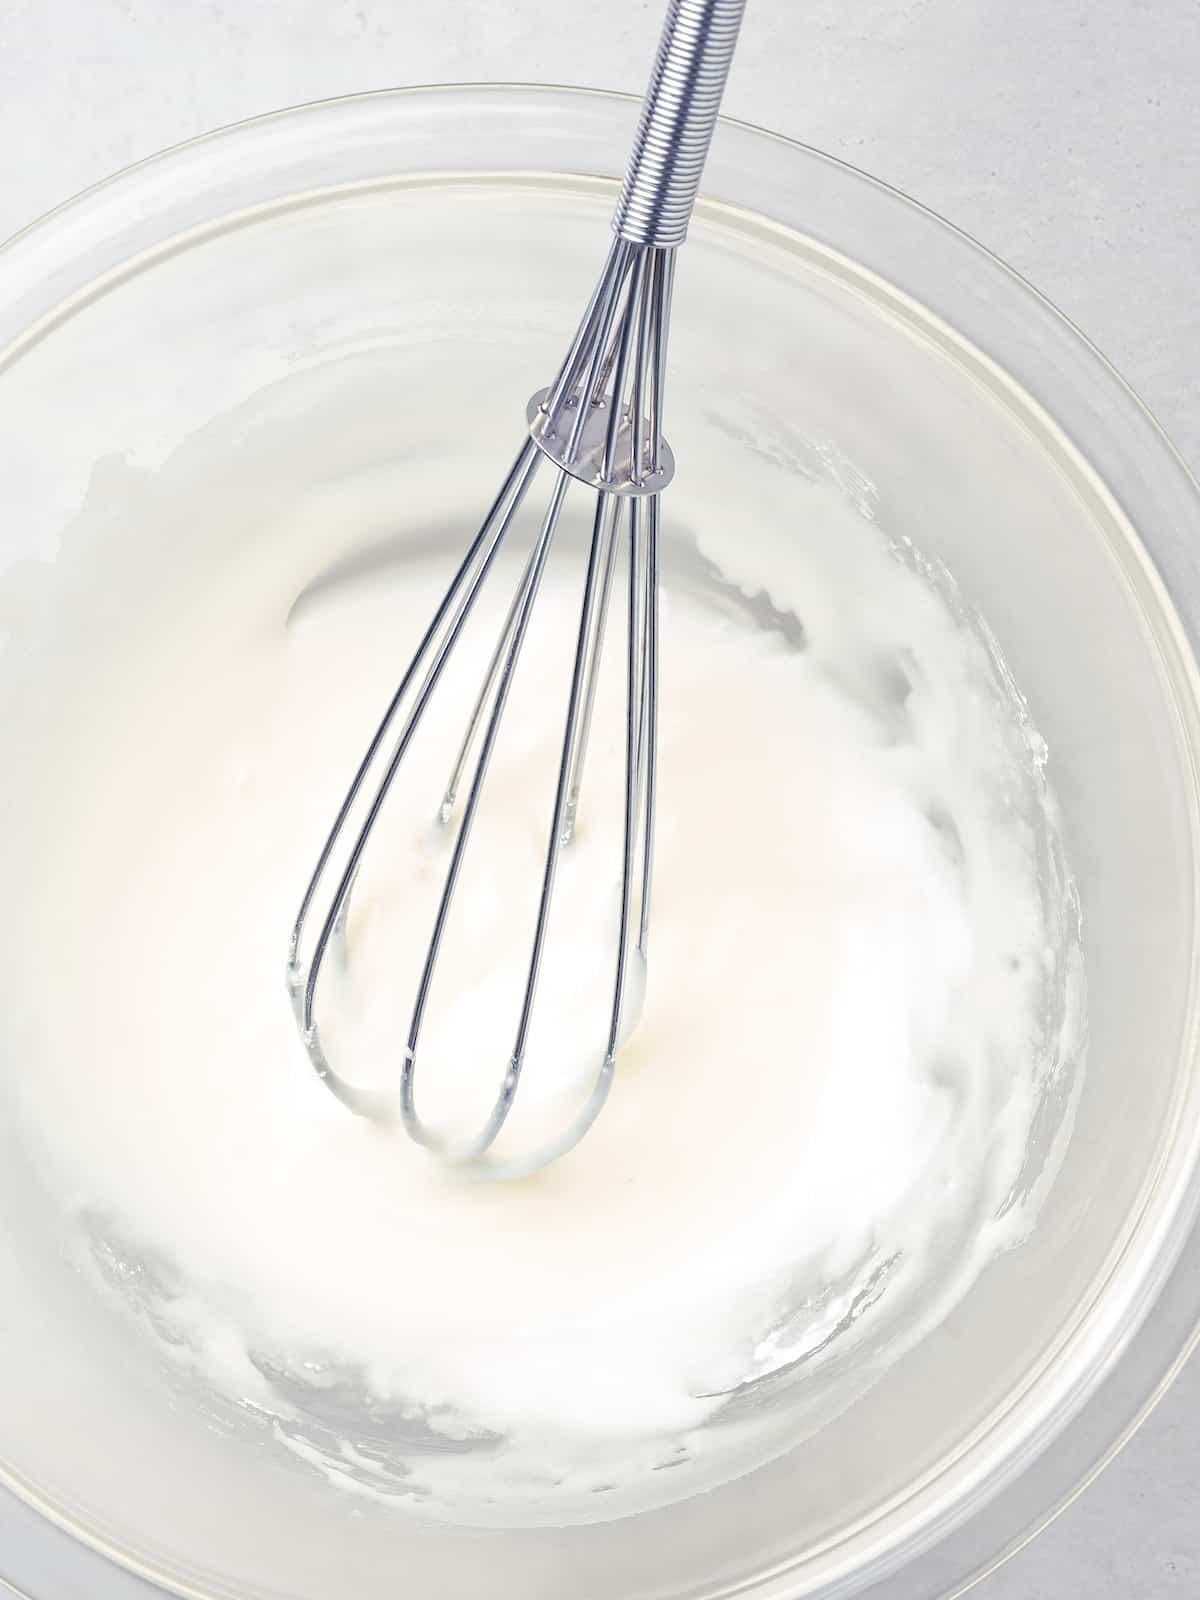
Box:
(287, 0, 746, 1173)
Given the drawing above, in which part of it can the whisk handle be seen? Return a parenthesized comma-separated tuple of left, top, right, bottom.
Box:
(612, 0, 747, 249)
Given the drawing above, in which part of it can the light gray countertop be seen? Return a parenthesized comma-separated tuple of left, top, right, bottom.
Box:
(1, 1, 1197, 1593)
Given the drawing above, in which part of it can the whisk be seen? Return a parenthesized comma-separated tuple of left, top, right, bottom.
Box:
(288, 0, 747, 1172)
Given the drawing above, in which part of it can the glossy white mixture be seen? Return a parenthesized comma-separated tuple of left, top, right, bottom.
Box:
(1, 361, 1083, 1521)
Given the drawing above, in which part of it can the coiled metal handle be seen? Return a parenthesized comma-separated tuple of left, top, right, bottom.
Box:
(612, 0, 747, 248)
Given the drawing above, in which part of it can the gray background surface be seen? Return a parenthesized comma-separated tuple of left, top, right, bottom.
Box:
(1, 0, 1197, 1593)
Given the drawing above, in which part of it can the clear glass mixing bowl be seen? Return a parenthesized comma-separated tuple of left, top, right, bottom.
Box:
(2, 84, 1200, 1600)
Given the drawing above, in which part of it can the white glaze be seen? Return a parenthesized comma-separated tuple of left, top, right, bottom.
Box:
(0, 357, 1083, 1522)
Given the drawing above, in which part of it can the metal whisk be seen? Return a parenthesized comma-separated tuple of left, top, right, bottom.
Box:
(288, 0, 746, 1172)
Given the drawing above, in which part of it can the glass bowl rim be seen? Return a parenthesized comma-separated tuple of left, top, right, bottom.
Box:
(1, 79, 1199, 1600)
